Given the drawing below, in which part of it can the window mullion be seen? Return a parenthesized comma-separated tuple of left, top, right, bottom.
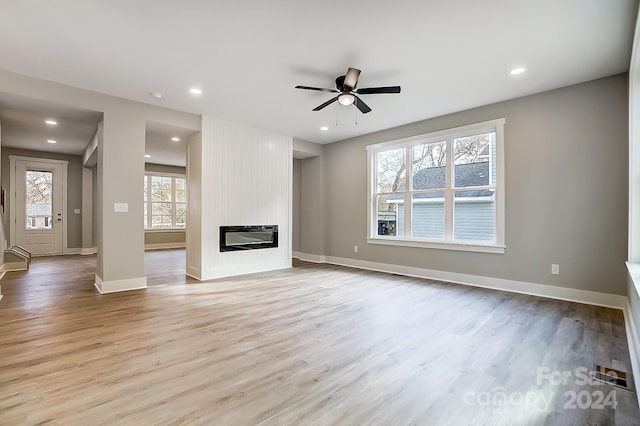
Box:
(404, 147, 412, 238)
(149, 175, 153, 228)
(171, 177, 177, 227)
(444, 138, 454, 240)
(370, 151, 376, 237)
(146, 175, 151, 230)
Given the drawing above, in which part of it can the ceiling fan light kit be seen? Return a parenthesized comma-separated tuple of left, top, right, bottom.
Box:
(338, 93, 355, 106)
(295, 67, 401, 114)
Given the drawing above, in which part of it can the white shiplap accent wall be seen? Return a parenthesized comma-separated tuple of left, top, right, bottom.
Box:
(198, 116, 292, 280)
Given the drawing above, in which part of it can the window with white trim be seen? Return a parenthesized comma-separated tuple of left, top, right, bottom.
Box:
(143, 174, 187, 229)
(367, 118, 505, 253)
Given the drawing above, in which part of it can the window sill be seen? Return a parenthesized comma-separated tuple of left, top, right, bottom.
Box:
(144, 228, 187, 233)
(626, 262, 640, 299)
(367, 237, 505, 254)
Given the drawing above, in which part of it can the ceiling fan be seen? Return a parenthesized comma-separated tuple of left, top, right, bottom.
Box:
(295, 67, 401, 114)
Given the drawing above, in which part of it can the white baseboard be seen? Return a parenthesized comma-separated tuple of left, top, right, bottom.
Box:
(81, 247, 97, 255)
(2, 261, 28, 272)
(200, 260, 291, 281)
(295, 253, 627, 309)
(94, 275, 147, 294)
(624, 301, 640, 399)
(292, 251, 326, 263)
(145, 242, 186, 250)
(63, 248, 82, 255)
(186, 265, 201, 280)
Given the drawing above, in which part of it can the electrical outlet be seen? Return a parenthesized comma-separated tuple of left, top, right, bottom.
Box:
(551, 264, 560, 275)
(354, 245, 358, 253)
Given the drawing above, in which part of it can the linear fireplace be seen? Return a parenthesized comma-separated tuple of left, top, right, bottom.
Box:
(220, 225, 278, 252)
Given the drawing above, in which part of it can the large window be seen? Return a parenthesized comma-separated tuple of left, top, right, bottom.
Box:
(144, 174, 187, 229)
(367, 119, 505, 253)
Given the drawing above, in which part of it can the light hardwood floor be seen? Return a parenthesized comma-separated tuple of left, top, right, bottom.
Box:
(0, 251, 638, 425)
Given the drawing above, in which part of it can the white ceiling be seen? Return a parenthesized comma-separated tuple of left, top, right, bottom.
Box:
(145, 122, 197, 167)
(0, 93, 102, 155)
(0, 0, 636, 145)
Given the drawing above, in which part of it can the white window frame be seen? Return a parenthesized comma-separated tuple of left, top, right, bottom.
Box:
(144, 172, 187, 231)
(366, 118, 505, 254)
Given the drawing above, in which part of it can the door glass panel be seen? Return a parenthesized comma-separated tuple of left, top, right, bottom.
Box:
(25, 170, 53, 229)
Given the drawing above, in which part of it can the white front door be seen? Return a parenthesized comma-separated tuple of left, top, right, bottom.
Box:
(14, 159, 64, 255)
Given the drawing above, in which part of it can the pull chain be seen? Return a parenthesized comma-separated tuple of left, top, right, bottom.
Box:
(353, 97, 358, 125)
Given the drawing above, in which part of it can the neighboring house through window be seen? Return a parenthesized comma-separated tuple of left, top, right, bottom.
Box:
(143, 174, 187, 229)
(26, 204, 52, 229)
(367, 118, 505, 253)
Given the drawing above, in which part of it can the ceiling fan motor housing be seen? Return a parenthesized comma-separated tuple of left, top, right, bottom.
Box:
(335, 75, 349, 91)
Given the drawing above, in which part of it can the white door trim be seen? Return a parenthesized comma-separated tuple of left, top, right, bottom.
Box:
(9, 155, 69, 254)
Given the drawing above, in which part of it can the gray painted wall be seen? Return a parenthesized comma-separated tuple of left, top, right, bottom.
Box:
(81, 167, 93, 248)
(292, 159, 301, 252)
(303, 74, 628, 295)
(1, 147, 84, 248)
(91, 166, 97, 247)
(299, 153, 326, 256)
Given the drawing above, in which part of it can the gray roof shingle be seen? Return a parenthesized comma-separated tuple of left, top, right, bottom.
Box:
(389, 161, 493, 200)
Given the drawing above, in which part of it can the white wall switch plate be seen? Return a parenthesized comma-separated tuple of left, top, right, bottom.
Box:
(74, 208, 81, 214)
(114, 203, 128, 213)
(551, 264, 560, 275)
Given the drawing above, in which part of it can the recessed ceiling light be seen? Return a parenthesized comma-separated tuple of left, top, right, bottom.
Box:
(45, 120, 58, 126)
(320, 126, 329, 131)
(46, 139, 57, 144)
(171, 137, 180, 142)
(189, 87, 203, 95)
(144, 154, 151, 158)
(510, 67, 526, 75)
(150, 92, 163, 99)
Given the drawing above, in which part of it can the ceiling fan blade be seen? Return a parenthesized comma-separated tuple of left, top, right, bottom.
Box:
(353, 95, 372, 114)
(295, 85, 339, 93)
(356, 86, 401, 94)
(343, 68, 361, 90)
(312, 96, 339, 111)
